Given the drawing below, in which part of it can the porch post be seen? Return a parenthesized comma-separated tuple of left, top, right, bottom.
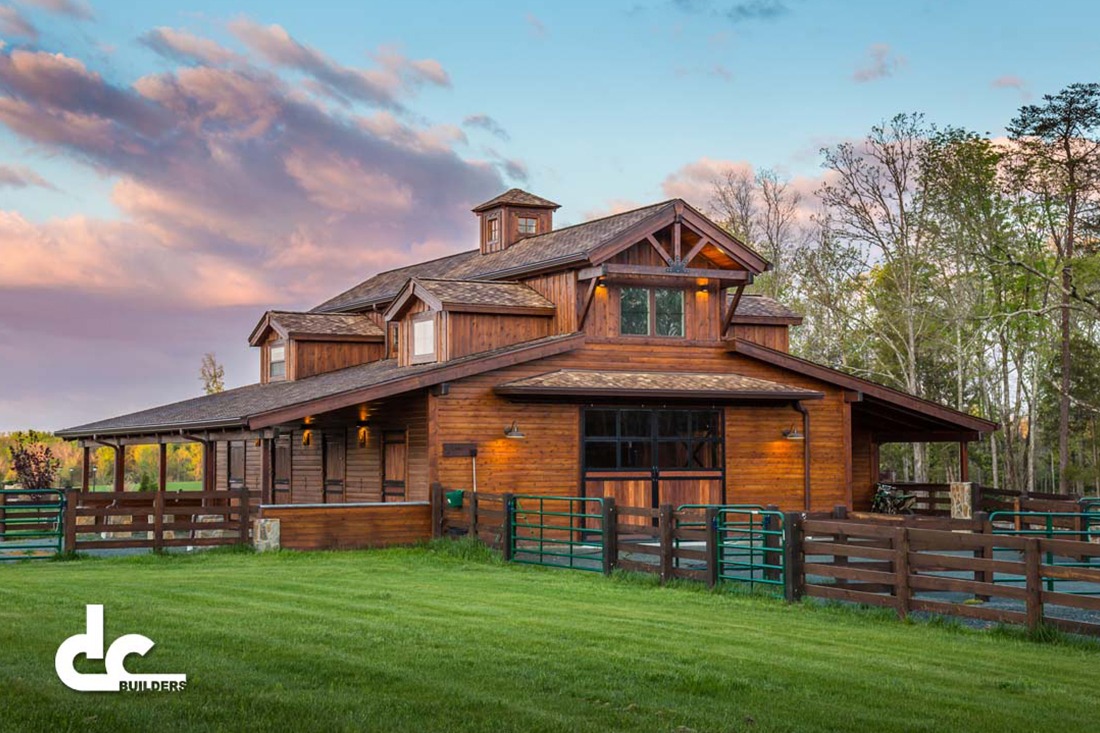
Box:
(261, 438, 273, 505)
(959, 441, 970, 483)
(81, 445, 90, 493)
(202, 441, 215, 492)
(159, 443, 167, 491)
(113, 444, 124, 492)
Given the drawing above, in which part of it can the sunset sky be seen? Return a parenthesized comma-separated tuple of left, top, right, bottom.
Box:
(1, 0, 1096, 431)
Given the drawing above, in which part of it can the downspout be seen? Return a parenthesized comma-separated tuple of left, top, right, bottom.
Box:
(793, 401, 811, 510)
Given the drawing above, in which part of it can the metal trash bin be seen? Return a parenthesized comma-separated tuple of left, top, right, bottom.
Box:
(445, 490, 465, 509)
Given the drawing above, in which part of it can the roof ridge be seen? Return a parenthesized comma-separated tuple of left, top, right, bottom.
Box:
(518, 199, 674, 242)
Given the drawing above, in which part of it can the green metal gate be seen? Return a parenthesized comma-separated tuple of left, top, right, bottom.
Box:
(714, 507, 786, 591)
(989, 509, 1100, 596)
(0, 488, 66, 561)
(508, 495, 606, 572)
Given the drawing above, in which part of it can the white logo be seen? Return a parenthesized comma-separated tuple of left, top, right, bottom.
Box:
(55, 605, 187, 692)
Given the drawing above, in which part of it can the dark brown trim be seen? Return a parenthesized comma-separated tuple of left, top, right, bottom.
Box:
(793, 401, 811, 510)
(728, 338, 999, 434)
(728, 315, 804, 326)
(495, 385, 824, 402)
(438, 303, 556, 317)
(287, 332, 384, 343)
(580, 263, 753, 284)
(248, 333, 586, 429)
(645, 234, 673, 265)
(578, 277, 599, 330)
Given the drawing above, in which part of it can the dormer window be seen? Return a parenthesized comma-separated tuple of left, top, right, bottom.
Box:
(411, 313, 436, 364)
(269, 342, 286, 380)
(518, 216, 538, 236)
(486, 216, 500, 244)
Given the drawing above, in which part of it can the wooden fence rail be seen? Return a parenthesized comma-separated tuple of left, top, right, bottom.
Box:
(63, 488, 251, 552)
(432, 487, 1100, 636)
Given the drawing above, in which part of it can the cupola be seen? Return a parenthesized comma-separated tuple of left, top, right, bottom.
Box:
(472, 188, 560, 254)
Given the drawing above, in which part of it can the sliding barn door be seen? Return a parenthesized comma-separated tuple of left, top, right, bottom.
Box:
(273, 435, 292, 504)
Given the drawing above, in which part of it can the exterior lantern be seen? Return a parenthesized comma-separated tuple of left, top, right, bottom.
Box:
(504, 421, 526, 440)
(782, 425, 804, 441)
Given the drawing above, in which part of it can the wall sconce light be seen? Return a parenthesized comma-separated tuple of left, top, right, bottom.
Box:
(697, 278, 709, 292)
(504, 421, 526, 440)
(301, 428, 313, 447)
(596, 278, 607, 289)
(782, 425, 804, 441)
(357, 425, 368, 448)
(254, 438, 262, 448)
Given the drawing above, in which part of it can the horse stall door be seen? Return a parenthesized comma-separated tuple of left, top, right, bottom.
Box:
(273, 435, 292, 504)
(382, 431, 408, 502)
(323, 431, 347, 503)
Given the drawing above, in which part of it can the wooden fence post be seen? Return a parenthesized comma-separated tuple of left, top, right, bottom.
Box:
(601, 498, 618, 576)
(63, 488, 77, 553)
(238, 487, 250, 545)
(0, 490, 5, 540)
(430, 483, 443, 539)
(783, 512, 804, 603)
(658, 503, 673, 584)
(974, 511, 991, 601)
(894, 526, 910, 620)
(467, 490, 479, 541)
(501, 493, 514, 561)
(704, 506, 719, 588)
(763, 504, 781, 582)
(970, 483, 983, 514)
(153, 488, 164, 552)
(1024, 538, 1043, 632)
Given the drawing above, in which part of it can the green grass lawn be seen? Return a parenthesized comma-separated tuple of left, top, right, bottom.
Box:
(1, 543, 1097, 733)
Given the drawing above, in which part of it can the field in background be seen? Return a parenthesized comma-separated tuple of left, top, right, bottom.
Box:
(0, 543, 1096, 733)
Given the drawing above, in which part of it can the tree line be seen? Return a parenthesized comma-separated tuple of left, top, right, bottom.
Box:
(711, 83, 1100, 493)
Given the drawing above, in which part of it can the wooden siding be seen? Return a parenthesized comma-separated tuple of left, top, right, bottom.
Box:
(427, 342, 850, 512)
(261, 502, 431, 550)
(730, 323, 789, 352)
(294, 340, 385, 379)
(446, 313, 552, 360)
(521, 271, 576, 333)
(851, 422, 875, 510)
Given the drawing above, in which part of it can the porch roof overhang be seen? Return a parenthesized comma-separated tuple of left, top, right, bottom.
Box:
(726, 338, 999, 440)
(57, 333, 585, 441)
(494, 369, 824, 403)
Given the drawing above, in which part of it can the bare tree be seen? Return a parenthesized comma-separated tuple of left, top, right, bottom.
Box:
(200, 352, 225, 395)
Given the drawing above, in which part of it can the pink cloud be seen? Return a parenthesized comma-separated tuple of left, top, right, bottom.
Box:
(992, 74, 1031, 101)
(583, 198, 643, 221)
(140, 27, 245, 67)
(20, 0, 93, 20)
(0, 28, 504, 430)
(0, 6, 37, 39)
(853, 44, 906, 83)
(0, 163, 53, 188)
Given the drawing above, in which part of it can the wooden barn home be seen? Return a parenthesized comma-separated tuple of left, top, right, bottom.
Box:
(57, 188, 996, 547)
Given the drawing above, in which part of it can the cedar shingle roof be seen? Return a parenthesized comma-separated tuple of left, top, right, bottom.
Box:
(413, 279, 555, 310)
(472, 188, 560, 212)
(495, 369, 823, 400)
(249, 311, 384, 345)
(57, 333, 583, 438)
(730, 294, 803, 322)
(313, 201, 674, 313)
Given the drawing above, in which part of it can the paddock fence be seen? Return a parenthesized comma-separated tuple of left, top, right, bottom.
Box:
(432, 486, 1100, 635)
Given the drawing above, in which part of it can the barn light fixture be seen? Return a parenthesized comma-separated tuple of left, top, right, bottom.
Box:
(357, 425, 368, 448)
(504, 421, 526, 440)
(782, 425, 804, 441)
(301, 427, 313, 447)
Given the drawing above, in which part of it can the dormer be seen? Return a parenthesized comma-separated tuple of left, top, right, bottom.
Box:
(248, 311, 386, 383)
(472, 188, 561, 254)
(384, 278, 556, 366)
(727, 294, 803, 352)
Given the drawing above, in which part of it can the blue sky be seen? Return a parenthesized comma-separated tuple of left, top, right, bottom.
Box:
(0, 0, 1096, 430)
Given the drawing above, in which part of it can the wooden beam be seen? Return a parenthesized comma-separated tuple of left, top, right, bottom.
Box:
(577, 265, 606, 281)
(673, 219, 682, 261)
(960, 441, 970, 483)
(645, 234, 673, 265)
(681, 237, 711, 267)
(113, 444, 124, 492)
(602, 263, 752, 282)
(722, 284, 746, 338)
(81, 445, 90, 493)
(158, 443, 167, 492)
(261, 438, 273, 505)
(578, 277, 599, 330)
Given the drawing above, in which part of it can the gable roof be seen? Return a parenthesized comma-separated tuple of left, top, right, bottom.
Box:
(728, 338, 998, 434)
(248, 311, 384, 346)
(312, 201, 674, 313)
(384, 278, 557, 321)
(57, 333, 585, 439)
(495, 369, 823, 401)
(473, 188, 561, 212)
